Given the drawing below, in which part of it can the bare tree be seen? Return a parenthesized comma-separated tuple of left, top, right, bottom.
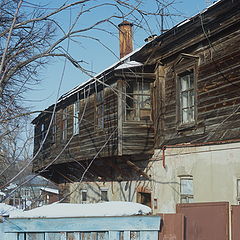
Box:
(0, 0, 177, 199)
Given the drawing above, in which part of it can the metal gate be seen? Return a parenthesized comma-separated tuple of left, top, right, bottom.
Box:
(176, 202, 229, 240)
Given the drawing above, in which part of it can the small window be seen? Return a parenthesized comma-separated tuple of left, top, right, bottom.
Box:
(100, 190, 108, 201)
(73, 101, 80, 135)
(178, 70, 195, 124)
(81, 190, 87, 203)
(137, 191, 151, 208)
(62, 108, 68, 140)
(180, 176, 193, 203)
(125, 81, 151, 121)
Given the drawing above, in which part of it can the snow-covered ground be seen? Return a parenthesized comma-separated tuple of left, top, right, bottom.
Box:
(0, 203, 22, 216)
(9, 201, 152, 218)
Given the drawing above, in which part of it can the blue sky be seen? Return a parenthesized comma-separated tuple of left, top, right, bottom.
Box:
(22, 0, 210, 115)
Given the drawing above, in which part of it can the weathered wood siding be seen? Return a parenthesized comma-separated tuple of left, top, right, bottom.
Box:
(151, 0, 240, 146)
(122, 122, 154, 155)
(33, 82, 119, 173)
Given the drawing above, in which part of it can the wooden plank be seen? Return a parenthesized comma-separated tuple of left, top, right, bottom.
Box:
(140, 231, 159, 240)
(45, 232, 66, 240)
(117, 80, 123, 156)
(3, 233, 17, 240)
(18, 233, 25, 240)
(26, 233, 45, 240)
(67, 232, 80, 240)
(108, 231, 119, 240)
(6, 216, 161, 233)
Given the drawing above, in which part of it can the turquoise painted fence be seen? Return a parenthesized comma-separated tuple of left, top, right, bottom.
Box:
(0, 215, 161, 240)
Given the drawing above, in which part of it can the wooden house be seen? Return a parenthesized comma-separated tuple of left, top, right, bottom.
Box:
(32, 0, 240, 212)
(32, 21, 155, 185)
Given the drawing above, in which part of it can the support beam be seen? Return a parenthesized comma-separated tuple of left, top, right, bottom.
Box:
(126, 160, 150, 179)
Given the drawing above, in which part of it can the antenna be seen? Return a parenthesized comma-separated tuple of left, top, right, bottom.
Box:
(160, 8, 164, 35)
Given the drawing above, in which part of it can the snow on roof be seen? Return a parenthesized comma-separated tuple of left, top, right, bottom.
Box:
(115, 61, 143, 70)
(58, 47, 143, 103)
(9, 201, 152, 218)
(40, 187, 59, 194)
(176, 0, 223, 28)
(5, 183, 17, 190)
(0, 203, 22, 217)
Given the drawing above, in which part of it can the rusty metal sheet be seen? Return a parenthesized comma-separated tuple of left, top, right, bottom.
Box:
(176, 202, 229, 240)
(231, 205, 240, 240)
(159, 213, 184, 240)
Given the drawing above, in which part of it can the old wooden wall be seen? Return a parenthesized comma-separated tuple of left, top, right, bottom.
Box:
(151, 0, 240, 146)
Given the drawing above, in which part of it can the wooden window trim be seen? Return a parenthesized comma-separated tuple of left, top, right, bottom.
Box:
(175, 59, 198, 130)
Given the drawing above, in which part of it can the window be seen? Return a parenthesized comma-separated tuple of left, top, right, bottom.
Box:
(81, 190, 87, 203)
(73, 101, 80, 135)
(96, 90, 104, 129)
(62, 108, 68, 140)
(40, 123, 45, 143)
(180, 176, 193, 203)
(100, 190, 108, 201)
(237, 179, 240, 204)
(178, 70, 195, 124)
(137, 191, 151, 208)
(125, 81, 151, 121)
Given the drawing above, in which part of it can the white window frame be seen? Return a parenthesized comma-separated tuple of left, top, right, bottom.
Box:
(178, 70, 195, 124)
(73, 101, 80, 135)
(180, 176, 194, 203)
(40, 123, 45, 143)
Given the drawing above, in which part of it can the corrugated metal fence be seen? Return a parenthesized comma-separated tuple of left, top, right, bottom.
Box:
(0, 215, 161, 240)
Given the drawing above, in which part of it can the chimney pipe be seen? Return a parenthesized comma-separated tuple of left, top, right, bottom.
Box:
(118, 21, 133, 59)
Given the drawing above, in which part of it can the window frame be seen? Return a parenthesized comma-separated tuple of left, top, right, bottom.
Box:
(125, 80, 151, 121)
(236, 179, 240, 204)
(73, 101, 80, 135)
(81, 189, 87, 203)
(179, 176, 194, 204)
(100, 189, 108, 202)
(175, 55, 198, 129)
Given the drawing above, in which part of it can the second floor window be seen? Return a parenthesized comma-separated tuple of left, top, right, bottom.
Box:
(178, 70, 195, 124)
(62, 108, 67, 141)
(73, 101, 80, 135)
(125, 81, 151, 121)
(40, 123, 45, 143)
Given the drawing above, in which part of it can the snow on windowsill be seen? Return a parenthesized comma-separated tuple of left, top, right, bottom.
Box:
(9, 201, 152, 219)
